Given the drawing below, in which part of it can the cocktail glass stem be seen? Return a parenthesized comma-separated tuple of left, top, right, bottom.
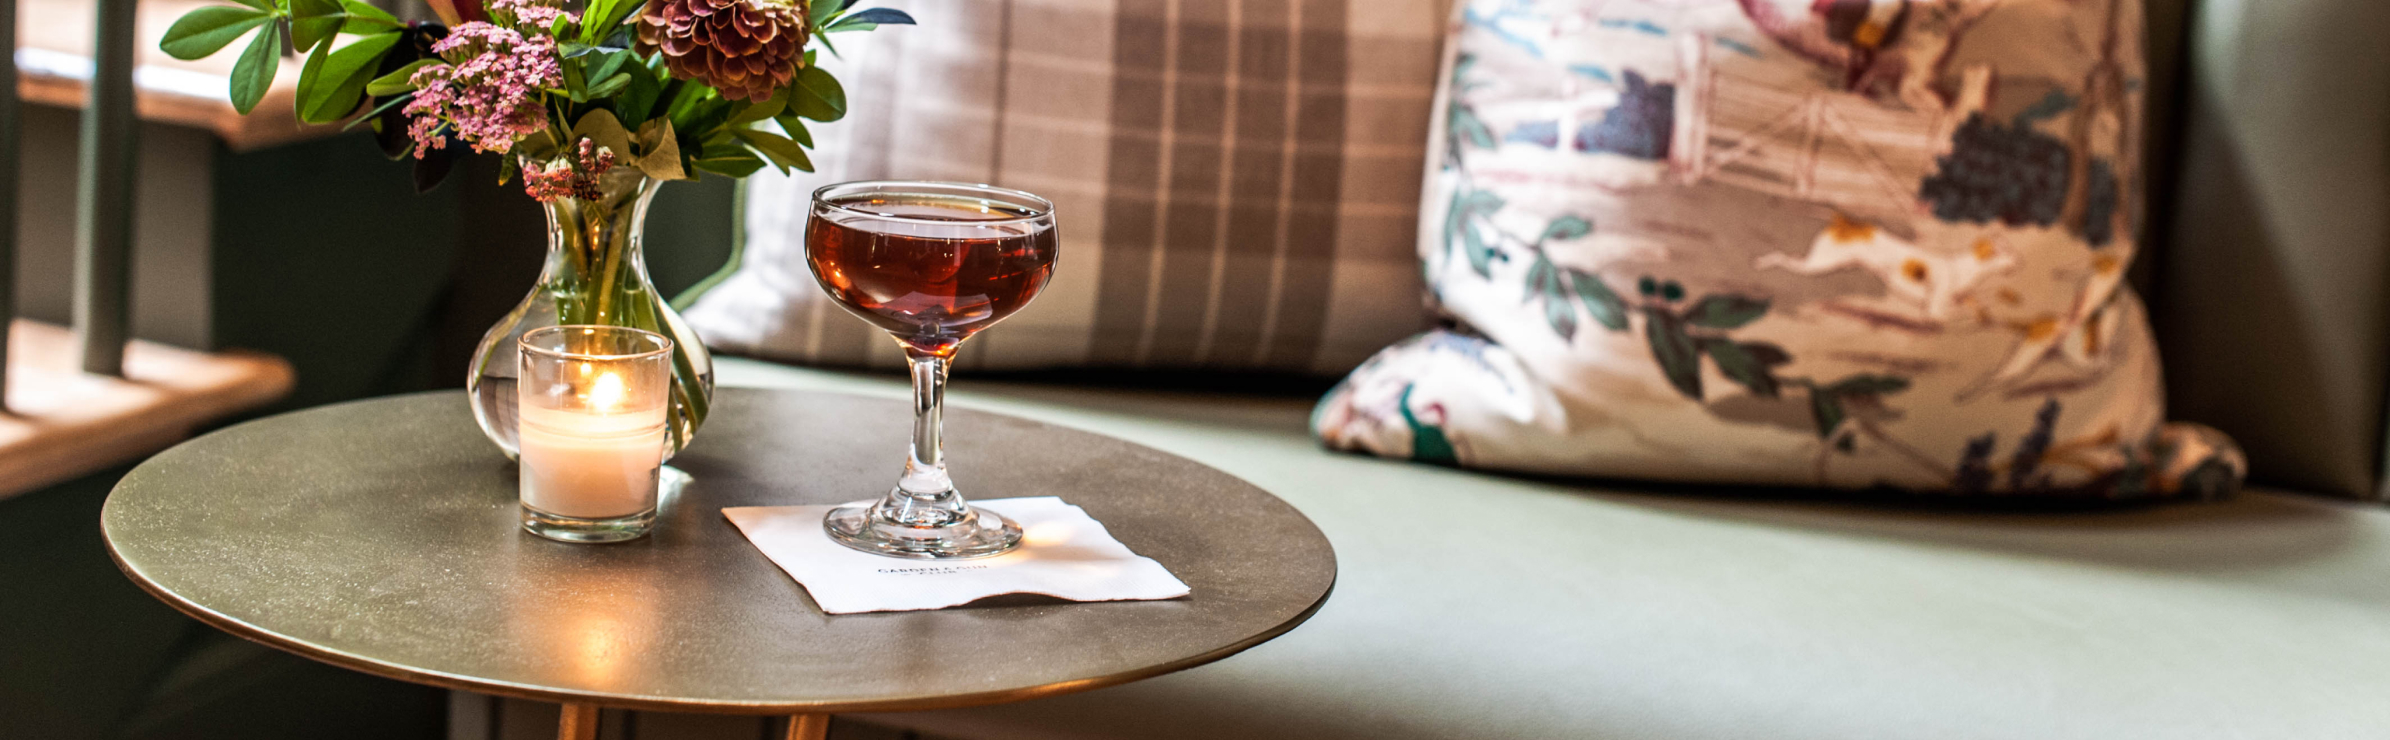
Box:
(881, 351, 966, 525)
(823, 347, 1022, 559)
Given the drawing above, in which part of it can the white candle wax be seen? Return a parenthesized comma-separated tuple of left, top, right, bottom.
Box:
(518, 399, 668, 520)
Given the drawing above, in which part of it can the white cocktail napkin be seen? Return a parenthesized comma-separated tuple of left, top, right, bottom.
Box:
(722, 496, 1191, 614)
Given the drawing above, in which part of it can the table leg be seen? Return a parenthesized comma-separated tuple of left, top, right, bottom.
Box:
(785, 713, 830, 740)
(557, 703, 600, 740)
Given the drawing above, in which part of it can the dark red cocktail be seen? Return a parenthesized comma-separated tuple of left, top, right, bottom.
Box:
(806, 193, 1057, 357)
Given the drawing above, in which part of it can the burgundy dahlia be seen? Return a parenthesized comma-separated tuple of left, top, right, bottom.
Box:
(636, 0, 804, 103)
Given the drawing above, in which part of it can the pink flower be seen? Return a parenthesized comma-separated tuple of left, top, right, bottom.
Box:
(490, 0, 578, 29)
(402, 22, 562, 157)
(522, 139, 620, 202)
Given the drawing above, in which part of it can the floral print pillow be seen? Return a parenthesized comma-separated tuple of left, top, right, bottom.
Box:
(1315, 0, 2243, 499)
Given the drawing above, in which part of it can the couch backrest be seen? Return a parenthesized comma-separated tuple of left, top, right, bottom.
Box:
(2150, 0, 2390, 498)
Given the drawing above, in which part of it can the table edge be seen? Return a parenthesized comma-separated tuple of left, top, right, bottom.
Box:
(100, 389, 1340, 715)
(105, 537, 1334, 714)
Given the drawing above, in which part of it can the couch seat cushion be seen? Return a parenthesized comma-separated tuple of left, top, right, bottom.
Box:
(718, 356, 2390, 740)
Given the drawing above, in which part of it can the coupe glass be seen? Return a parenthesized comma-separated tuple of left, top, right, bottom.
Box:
(805, 181, 1059, 559)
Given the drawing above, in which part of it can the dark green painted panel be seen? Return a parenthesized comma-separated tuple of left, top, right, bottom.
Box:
(0, 466, 186, 739)
(211, 132, 460, 410)
(644, 174, 737, 299)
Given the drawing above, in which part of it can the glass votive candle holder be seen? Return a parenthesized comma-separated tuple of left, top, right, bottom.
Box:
(516, 325, 674, 543)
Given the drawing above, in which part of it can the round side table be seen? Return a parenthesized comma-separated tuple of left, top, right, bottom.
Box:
(101, 389, 1336, 739)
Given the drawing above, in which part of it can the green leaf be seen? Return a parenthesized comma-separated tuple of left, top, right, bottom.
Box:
(811, 0, 857, 27)
(294, 39, 337, 118)
(613, 62, 663, 127)
(228, 0, 274, 10)
(582, 0, 622, 40)
(692, 154, 767, 178)
(586, 50, 633, 89)
(1644, 307, 1703, 400)
(677, 97, 736, 142)
(1461, 223, 1493, 279)
(1569, 270, 1627, 331)
(664, 79, 715, 123)
(728, 87, 790, 127)
(1441, 190, 1465, 259)
(1443, 188, 1504, 268)
(813, 26, 843, 57)
(560, 54, 588, 100)
(1803, 373, 1908, 439)
(1539, 214, 1593, 243)
(161, 7, 271, 60)
(1684, 294, 1769, 329)
(341, 91, 412, 131)
(227, 22, 283, 115)
(698, 136, 749, 158)
(1529, 258, 1576, 341)
(1450, 105, 1494, 148)
(295, 31, 401, 124)
(366, 58, 437, 96)
(1738, 341, 1792, 366)
(584, 72, 632, 99)
(836, 7, 915, 25)
(1397, 385, 1458, 465)
(735, 128, 813, 173)
(1522, 257, 1551, 305)
(826, 7, 916, 32)
(338, 0, 404, 32)
(1809, 391, 1847, 439)
(289, 0, 346, 52)
(584, 0, 646, 42)
(773, 113, 812, 147)
(1824, 375, 1910, 398)
(791, 65, 847, 122)
(1701, 338, 1779, 398)
(1544, 289, 1578, 340)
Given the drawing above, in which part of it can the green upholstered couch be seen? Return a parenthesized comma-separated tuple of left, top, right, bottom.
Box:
(558, 0, 2390, 737)
(691, 362, 2390, 739)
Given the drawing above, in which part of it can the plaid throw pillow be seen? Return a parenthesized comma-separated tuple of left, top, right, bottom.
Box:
(684, 0, 1448, 374)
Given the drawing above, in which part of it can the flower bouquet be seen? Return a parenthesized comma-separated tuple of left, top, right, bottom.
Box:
(158, 0, 912, 458)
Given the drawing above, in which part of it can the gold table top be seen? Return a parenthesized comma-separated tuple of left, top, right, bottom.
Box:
(101, 388, 1336, 714)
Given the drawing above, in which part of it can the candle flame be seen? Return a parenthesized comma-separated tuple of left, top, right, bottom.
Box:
(587, 371, 627, 411)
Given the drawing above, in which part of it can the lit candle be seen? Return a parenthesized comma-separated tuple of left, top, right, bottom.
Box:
(516, 326, 674, 543)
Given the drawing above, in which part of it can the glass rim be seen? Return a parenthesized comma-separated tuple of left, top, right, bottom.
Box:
(810, 180, 1055, 227)
(518, 325, 674, 362)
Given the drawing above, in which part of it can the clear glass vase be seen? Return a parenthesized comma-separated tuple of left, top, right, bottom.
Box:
(467, 172, 714, 460)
